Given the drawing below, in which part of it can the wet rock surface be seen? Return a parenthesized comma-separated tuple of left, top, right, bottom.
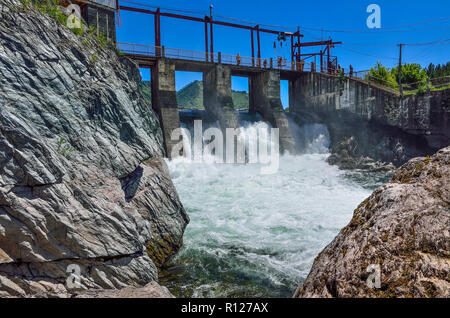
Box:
(327, 137, 396, 172)
(295, 146, 450, 298)
(0, 0, 188, 297)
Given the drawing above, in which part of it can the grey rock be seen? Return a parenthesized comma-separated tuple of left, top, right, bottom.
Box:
(73, 281, 175, 298)
(295, 146, 450, 298)
(327, 137, 396, 172)
(0, 0, 188, 297)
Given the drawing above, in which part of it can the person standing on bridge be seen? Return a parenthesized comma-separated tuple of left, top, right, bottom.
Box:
(349, 64, 354, 77)
(236, 53, 241, 66)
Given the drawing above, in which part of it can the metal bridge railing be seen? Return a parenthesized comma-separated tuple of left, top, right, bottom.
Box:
(117, 42, 319, 72)
(348, 70, 370, 80)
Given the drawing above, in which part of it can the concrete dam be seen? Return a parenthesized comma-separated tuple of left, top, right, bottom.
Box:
(125, 52, 449, 164)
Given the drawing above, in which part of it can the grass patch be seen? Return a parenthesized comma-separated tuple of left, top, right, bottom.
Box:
(34, 0, 68, 25)
(56, 137, 75, 159)
(29, 0, 112, 47)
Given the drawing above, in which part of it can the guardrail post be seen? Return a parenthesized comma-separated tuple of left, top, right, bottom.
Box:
(218, 52, 222, 64)
(270, 58, 273, 69)
(162, 46, 165, 57)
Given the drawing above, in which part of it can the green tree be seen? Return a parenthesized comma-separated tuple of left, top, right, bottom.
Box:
(391, 63, 428, 92)
(367, 62, 398, 89)
(426, 62, 450, 86)
(426, 63, 435, 77)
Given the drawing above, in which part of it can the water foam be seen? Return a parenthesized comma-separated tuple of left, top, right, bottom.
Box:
(163, 121, 386, 297)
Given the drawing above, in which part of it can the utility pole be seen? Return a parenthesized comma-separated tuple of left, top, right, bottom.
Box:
(398, 44, 403, 96)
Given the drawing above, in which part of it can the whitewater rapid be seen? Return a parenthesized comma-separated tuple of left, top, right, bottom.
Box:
(162, 122, 388, 297)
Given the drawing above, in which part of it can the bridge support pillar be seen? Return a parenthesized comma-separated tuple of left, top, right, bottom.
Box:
(249, 70, 296, 153)
(203, 64, 238, 129)
(151, 59, 181, 158)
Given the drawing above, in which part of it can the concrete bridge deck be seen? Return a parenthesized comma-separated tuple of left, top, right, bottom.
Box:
(118, 43, 309, 80)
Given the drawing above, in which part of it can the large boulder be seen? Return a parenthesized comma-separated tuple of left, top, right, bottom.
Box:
(0, 0, 188, 297)
(295, 146, 449, 298)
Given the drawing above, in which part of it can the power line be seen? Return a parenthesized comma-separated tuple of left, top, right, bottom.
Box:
(337, 47, 398, 60)
(120, 0, 450, 34)
(120, 0, 206, 16)
(404, 38, 450, 46)
(296, 28, 450, 49)
(300, 17, 450, 33)
(119, 0, 449, 64)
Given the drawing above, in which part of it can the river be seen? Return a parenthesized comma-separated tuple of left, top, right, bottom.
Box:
(160, 118, 389, 297)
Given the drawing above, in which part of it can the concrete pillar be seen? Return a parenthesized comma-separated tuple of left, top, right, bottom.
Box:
(151, 59, 181, 158)
(288, 79, 295, 112)
(248, 77, 256, 115)
(289, 73, 314, 114)
(203, 64, 238, 129)
(249, 70, 296, 153)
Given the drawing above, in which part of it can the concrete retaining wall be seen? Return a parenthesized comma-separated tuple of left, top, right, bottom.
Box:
(290, 72, 449, 153)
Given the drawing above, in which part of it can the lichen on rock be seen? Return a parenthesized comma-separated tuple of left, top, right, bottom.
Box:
(295, 146, 449, 298)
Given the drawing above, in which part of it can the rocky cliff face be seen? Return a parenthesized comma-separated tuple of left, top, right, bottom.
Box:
(0, 0, 188, 297)
(295, 146, 449, 298)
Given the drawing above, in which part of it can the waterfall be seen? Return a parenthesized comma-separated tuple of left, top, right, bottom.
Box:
(162, 110, 387, 297)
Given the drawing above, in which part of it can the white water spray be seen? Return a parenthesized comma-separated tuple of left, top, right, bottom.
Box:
(164, 120, 387, 297)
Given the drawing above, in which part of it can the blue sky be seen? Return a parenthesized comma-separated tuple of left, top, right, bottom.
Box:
(116, 0, 450, 107)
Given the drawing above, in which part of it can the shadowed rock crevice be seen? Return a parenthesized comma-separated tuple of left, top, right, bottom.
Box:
(120, 166, 144, 202)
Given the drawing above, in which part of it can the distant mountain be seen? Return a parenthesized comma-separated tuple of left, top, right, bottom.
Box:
(141, 81, 152, 103)
(140, 80, 249, 110)
(231, 90, 250, 111)
(176, 80, 203, 109)
(177, 80, 249, 110)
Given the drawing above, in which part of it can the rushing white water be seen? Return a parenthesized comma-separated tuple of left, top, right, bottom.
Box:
(163, 121, 387, 297)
